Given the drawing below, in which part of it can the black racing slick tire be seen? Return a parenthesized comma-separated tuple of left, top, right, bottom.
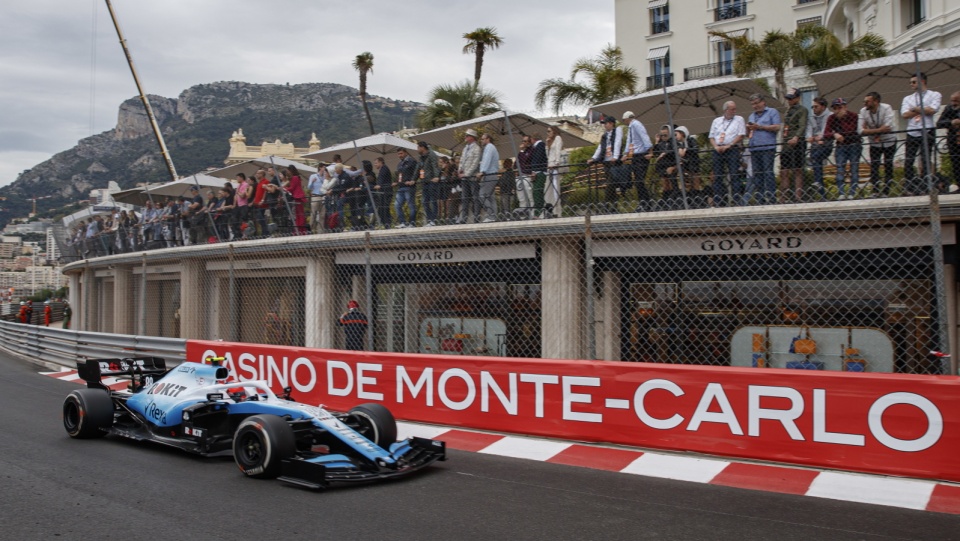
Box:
(349, 403, 397, 447)
(62, 388, 114, 439)
(233, 415, 296, 479)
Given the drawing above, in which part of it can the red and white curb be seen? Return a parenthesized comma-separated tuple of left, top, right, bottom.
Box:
(42, 369, 960, 514)
(396, 425, 960, 515)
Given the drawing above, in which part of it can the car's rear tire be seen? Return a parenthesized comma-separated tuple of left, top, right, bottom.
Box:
(233, 415, 296, 479)
(349, 403, 397, 447)
(63, 388, 114, 439)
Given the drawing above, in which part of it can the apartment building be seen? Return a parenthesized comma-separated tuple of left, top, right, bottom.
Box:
(616, 0, 960, 95)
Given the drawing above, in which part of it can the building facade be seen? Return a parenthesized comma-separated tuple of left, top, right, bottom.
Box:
(615, 0, 960, 95)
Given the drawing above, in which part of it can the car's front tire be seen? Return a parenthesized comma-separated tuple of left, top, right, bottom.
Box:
(349, 403, 397, 447)
(63, 388, 114, 438)
(233, 415, 296, 479)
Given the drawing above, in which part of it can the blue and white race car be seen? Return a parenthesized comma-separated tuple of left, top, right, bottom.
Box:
(62, 356, 445, 489)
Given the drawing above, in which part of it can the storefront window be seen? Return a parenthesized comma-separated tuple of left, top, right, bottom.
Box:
(624, 279, 933, 373)
(374, 282, 541, 358)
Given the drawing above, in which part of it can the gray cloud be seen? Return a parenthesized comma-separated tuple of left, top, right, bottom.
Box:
(0, 0, 614, 187)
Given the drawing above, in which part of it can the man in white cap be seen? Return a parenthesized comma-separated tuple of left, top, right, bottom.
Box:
(621, 111, 653, 211)
(457, 129, 482, 224)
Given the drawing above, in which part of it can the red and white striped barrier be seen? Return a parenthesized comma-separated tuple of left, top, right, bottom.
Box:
(186, 340, 960, 484)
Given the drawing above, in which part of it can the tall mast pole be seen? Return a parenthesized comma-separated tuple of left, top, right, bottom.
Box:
(104, 0, 178, 182)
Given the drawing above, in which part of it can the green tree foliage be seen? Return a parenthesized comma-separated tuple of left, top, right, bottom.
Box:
(417, 81, 503, 130)
(710, 27, 886, 102)
(534, 45, 638, 115)
(462, 27, 504, 85)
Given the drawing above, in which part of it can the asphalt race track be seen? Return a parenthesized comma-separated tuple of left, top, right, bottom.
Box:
(1, 351, 957, 541)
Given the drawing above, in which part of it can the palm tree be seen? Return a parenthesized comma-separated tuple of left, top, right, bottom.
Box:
(353, 52, 376, 134)
(797, 26, 887, 72)
(417, 80, 503, 130)
(710, 28, 886, 102)
(534, 45, 638, 115)
(462, 27, 504, 85)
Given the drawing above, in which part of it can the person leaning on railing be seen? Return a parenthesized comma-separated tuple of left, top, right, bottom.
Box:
(744, 93, 781, 205)
(936, 90, 960, 192)
(497, 158, 516, 220)
(806, 97, 832, 201)
(900, 72, 942, 196)
(858, 91, 897, 198)
(779, 89, 808, 204)
(709, 100, 746, 208)
(587, 116, 625, 214)
(824, 98, 862, 200)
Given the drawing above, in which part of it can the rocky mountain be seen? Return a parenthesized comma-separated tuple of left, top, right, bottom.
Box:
(1, 82, 422, 224)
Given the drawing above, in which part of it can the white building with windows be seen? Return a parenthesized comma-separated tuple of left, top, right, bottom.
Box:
(615, 0, 960, 96)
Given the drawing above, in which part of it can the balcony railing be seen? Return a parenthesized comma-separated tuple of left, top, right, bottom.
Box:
(906, 17, 926, 30)
(646, 73, 674, 90)
(651, 19, 670, 35)
(714, 2, 746, 21)
(684, 61, 734, 81)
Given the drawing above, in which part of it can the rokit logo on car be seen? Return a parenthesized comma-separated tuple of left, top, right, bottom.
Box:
(146, 382, 187, 397)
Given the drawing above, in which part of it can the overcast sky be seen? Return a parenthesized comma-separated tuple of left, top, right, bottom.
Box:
(0, 0, 614, 187)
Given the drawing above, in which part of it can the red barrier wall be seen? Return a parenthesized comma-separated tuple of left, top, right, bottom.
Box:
(187, 340, 960, 482)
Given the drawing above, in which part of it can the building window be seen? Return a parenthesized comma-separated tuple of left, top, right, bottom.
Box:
(906, 0, 926, 29)
(715, 0, 746, 22)
(649, 0, 670, 35)
(797, 16, 822, 28)
(647, 49, 673, 89)
(717, 41, 735, 76)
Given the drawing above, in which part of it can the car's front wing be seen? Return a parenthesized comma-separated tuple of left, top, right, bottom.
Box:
(278, 437, 446, 490)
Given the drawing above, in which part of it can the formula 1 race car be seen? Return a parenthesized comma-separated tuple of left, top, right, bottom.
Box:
(61, 357, 445, 489)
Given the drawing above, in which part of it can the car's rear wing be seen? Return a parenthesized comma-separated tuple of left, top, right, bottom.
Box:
(77, 357, 169, 391)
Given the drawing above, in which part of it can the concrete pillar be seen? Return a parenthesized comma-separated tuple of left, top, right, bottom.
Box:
(600, 271, 622, 361)
(84, 270, 98, 332)
(541, 241, 582, 360)
(179, 260, 203, 339)
(68, 273, 80, 329)
(305, 255, 336, 349)
(113, 266, 134, 335)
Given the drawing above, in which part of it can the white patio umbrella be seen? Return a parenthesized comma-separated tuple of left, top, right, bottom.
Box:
(590, 76, 769, 135)
(810, 46, 960, 106)
(414, 110, 593, 158)
(300, 133, 425, 170)
(207, 156, 317, 180)
(144, 174, 236, 200)
(109, 187, 150, 206)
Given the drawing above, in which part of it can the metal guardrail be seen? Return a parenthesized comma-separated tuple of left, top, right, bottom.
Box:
(0, 320, 186, 369)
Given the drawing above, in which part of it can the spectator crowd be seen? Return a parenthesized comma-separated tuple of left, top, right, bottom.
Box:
(65, 74, 960, 256)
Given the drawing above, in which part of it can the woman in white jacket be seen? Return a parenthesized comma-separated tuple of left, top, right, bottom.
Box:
(545, 126, 564, 217)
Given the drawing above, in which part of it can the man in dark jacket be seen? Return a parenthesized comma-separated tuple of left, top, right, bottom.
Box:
(394, 148, 418, 227)
(373, 157, 393, 228)
(417, 141, 442, 226)
(338, 300, 369, 350)
(530, 133, 548, 217)
(937, 91, 960, 191)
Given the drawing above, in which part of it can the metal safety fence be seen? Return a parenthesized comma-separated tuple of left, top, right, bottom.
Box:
(0, 320, 186, 369)
(59, 191, 956, 376)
